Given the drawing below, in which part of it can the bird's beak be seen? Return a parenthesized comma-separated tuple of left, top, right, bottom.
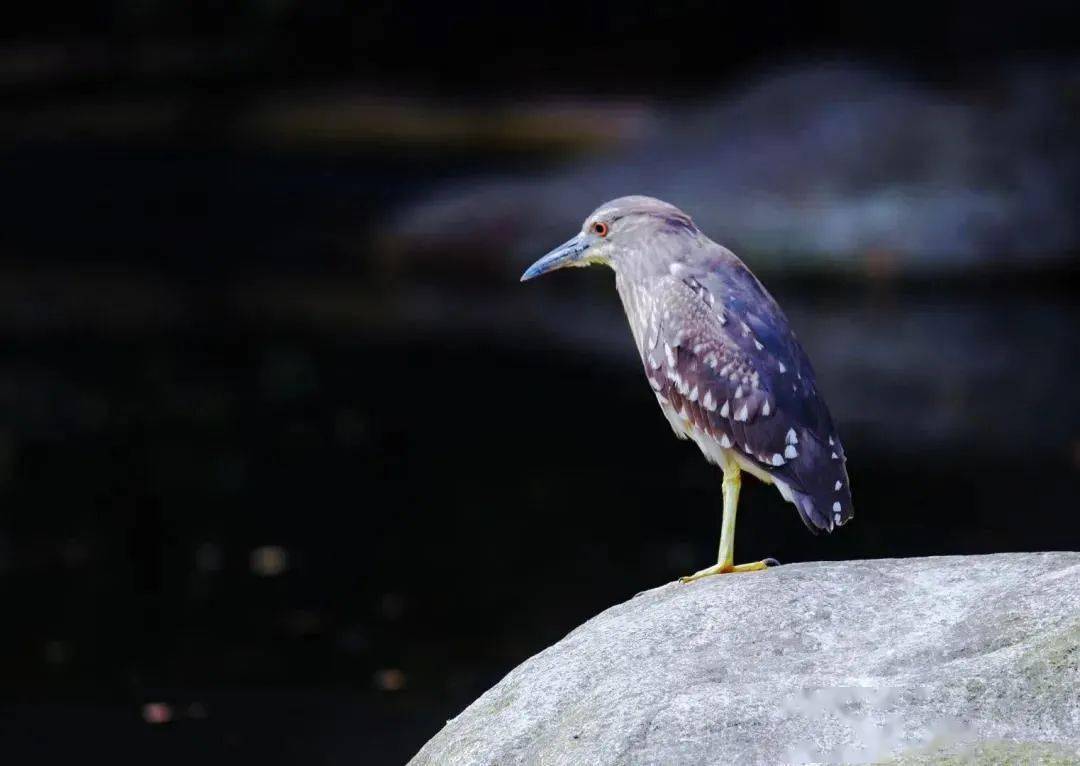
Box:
(520, 233, 591, 282)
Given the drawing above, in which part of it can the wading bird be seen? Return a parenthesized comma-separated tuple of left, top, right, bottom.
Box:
(521, 196, 853, 581)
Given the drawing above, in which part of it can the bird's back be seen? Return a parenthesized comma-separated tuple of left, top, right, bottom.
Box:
(616, 240, 853, 533)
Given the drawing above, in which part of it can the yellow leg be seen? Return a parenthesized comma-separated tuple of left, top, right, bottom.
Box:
(679, 461, 776, 582)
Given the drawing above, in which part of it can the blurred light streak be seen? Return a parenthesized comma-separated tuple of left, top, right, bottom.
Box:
(250, 545, 289, 577)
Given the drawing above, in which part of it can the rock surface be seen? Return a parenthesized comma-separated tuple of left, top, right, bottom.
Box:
(410, 553, 1080, 765)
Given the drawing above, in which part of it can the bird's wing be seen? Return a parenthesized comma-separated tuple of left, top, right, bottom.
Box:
(639, 270, 853, 533)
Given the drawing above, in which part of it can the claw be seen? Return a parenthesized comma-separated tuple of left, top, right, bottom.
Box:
(680, 558, 777, 582)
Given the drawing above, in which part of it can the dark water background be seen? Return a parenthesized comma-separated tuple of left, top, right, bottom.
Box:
(1, 151, 1076, 762)
(2, 3, 1080, 764)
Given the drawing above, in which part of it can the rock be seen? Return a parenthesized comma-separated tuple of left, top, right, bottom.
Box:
(410, 553, 1080, 765)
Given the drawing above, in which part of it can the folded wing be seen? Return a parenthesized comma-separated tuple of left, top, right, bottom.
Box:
(636, 269, 853, 533)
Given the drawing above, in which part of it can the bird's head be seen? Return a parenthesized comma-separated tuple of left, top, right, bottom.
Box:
(520, 196, 698, 281)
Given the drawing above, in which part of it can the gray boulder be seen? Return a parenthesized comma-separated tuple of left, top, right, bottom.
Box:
(410, 553, 1080, 765)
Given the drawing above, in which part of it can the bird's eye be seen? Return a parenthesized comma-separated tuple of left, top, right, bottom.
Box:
(592, 221, 610, 237)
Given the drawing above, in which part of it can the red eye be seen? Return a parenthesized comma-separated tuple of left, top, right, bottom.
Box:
(592, 221, 609, 237)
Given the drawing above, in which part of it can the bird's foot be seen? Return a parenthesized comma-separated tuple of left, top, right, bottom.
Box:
(678, 557, 779, 583)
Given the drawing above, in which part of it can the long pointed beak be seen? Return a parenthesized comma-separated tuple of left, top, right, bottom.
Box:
(520, 234, 590, 282)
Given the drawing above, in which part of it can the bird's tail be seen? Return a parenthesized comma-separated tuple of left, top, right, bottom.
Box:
(770, 426, 855, 534)
(777, 472, 854, 535)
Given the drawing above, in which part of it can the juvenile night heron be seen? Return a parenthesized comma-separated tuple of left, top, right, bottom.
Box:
(521, 196, 853, 581)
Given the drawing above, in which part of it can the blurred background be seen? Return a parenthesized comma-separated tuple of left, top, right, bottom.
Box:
(1, 1, 1078, 763)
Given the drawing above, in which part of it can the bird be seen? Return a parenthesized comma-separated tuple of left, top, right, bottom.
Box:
(521, 196, 853, 582)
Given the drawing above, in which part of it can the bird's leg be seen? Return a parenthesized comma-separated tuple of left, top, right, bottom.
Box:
(716, 464, 740, 569)
(680, 462, 775, 582)
(679, 466, 740, 581)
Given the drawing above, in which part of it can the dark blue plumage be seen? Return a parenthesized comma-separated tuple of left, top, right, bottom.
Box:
(637, 262, 852, 533)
